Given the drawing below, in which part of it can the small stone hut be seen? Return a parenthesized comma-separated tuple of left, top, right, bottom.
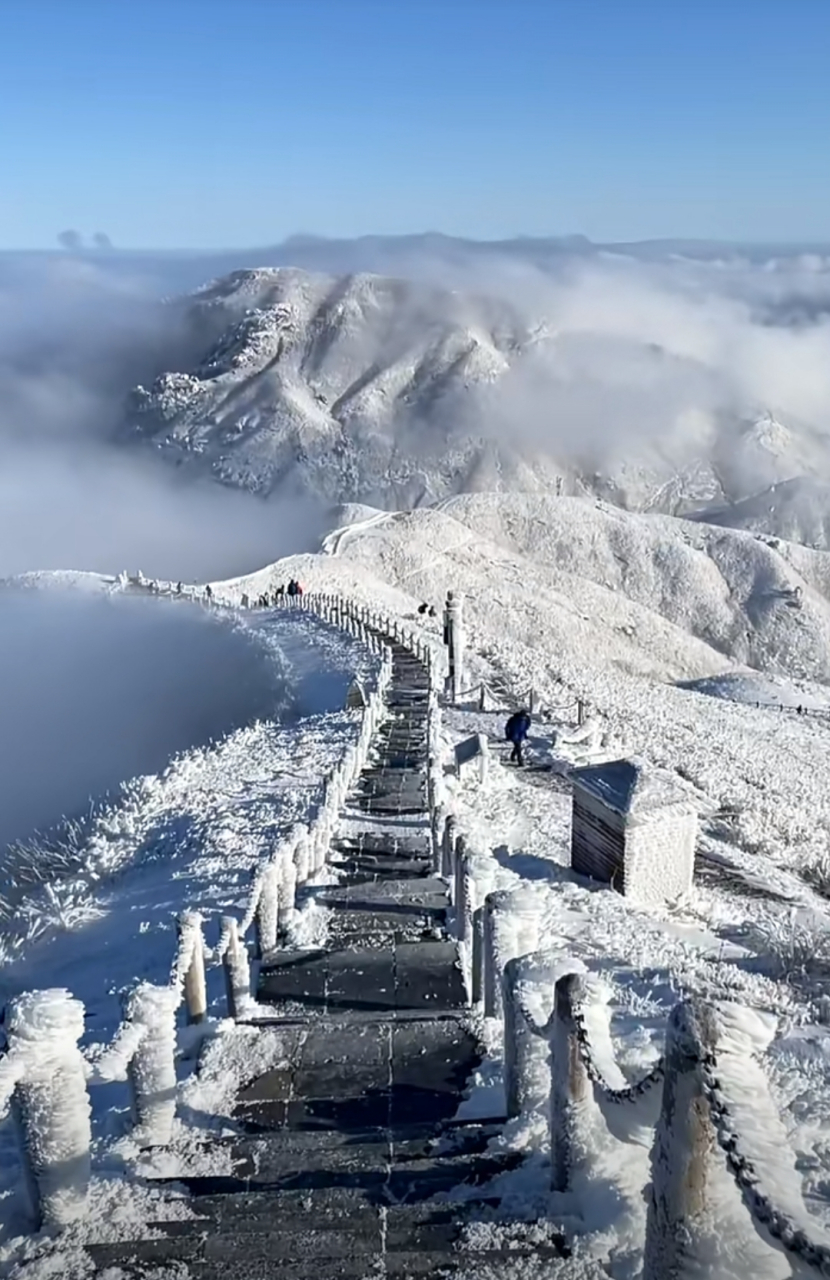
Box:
(570, 757, 697, 906)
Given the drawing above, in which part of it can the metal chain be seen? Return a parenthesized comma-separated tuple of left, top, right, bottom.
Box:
(571, 1002, 666, 1104)
(515, 975, 830, 1271)
(700, 1051, 830, 1275)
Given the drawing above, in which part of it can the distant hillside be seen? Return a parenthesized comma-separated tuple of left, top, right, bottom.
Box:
(307, 493, 830, 685)
(692, 476, 830, 550)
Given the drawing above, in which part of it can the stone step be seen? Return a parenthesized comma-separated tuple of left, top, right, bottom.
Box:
(151, 1146, 519, 1201)
(331, 835, 430, 857)
(328, 859, 434, 883)
(256, 941, 464, 1020)
(87, 1247, 486, 1279)
(87, 1221, 459, 1273)
(89, 1245, 573, 1279)
(234, 1016, 479, 1133)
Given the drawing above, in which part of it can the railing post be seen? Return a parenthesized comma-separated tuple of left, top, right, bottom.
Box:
(222, 916, 252, 1021)
(441, 814, 457, 880)
(431, 804, 448, 876)
(4, 989, 91, 1230)
(452, 831, 465, 910)
(643, 1000, 719, 1280)
(502, 955, 554, 1121)
(471, 905, 484, 1005)
(255, 862, 280, 954)
(277, 849, 297, 932)
(443, 590, 465, 704)
(122, 983, 180, 1147)
(550, 970, 593, 1193)
(482, 892, 501, 1018)
(178, 911, 207, 1025)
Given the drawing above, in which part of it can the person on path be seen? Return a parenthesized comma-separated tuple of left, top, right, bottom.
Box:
(505, 708, 531, 767)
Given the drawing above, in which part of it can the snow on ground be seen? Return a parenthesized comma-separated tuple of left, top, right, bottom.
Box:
(437, 707, 830, 1277)
(7, 488, 830, 1274)
(679, 668, 830, 714)
(250, 495, 830, 895)
(0, 590, 378, 1260)
(194, 492, 830, 1274)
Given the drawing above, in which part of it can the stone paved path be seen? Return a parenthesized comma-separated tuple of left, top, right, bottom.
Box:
(87, 639, 578, 1278)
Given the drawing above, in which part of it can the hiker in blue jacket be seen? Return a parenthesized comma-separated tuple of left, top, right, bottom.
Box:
(505, 709, 531, 767)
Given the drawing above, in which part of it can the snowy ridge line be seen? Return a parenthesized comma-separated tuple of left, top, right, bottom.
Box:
(0, 587, 442, 1236)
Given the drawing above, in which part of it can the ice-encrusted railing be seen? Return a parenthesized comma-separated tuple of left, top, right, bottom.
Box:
(0, 589, 445, 1234)
(440, 871, 830, 1278)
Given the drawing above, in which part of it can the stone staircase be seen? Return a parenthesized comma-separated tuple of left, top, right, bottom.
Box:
(85, 641, 569, 1278)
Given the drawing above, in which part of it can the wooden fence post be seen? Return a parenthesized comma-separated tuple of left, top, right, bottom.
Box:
(643, 1000, 719, 1280)
(222, 917, 251, 1020)
(471, 905, 484, 1005)
(178, 911, 207, 1024)
(442, 814, 456, 880)
(431, 805, 447, 876)
(455, 840, 473, 946)
(550, 970, 593, 1192)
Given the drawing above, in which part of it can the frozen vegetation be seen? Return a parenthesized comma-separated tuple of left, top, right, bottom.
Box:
(5, 481, 830, 1274)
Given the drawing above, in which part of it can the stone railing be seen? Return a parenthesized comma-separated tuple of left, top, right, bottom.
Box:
(0, 586, 445, 1233)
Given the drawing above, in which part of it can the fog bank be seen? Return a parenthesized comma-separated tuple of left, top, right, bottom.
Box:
(0, 590, 295, 853)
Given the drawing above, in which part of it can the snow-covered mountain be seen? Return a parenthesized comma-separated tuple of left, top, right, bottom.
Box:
(126, 267, 830, 525)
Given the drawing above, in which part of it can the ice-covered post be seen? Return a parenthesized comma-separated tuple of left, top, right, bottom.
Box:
(471, 905, 485, 1005)
(254, 862, 280, 956)
(453, 832, 467, 915)
(221, 916, 252, 1020)
(277, 848, 297, 932)
(3, 989, 91, 1230)
(550, 970, 593, 1192)
(427, 753, 437, 819)
(482, 890, 511, 1020)
(643, 1000, 719, 1280)
(455, 840, 474, 952)
(122, 983, 179, 1147)
(431, 804, 448, 877)
(443, 590, 465, 705)
(177, 911, 207, 1025)
(502, 956, 551, 1120)
(441, 813, 457, 880)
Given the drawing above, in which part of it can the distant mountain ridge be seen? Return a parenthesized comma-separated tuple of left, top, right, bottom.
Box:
(127, 266, 830, 526)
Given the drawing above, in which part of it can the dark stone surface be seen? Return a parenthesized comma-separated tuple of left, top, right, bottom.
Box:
(86, 642, 554, 1278)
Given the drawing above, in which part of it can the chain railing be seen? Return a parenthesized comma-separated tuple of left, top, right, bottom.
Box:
(0, 583, 444, 1233)
(449, 888, 830, 1278)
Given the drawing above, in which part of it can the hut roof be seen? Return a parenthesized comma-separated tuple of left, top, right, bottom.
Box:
(571, 757, 692, 818)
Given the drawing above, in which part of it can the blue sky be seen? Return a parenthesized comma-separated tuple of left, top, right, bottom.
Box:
(1, 0, 829, 249)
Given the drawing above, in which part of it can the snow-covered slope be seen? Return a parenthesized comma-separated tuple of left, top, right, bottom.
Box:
(214, 492, 830, 889)
(126, 268, 830, 524)
(694, 476, 830, 550)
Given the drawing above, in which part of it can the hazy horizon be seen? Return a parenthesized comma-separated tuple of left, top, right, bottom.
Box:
(3, 0, 830, 250)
